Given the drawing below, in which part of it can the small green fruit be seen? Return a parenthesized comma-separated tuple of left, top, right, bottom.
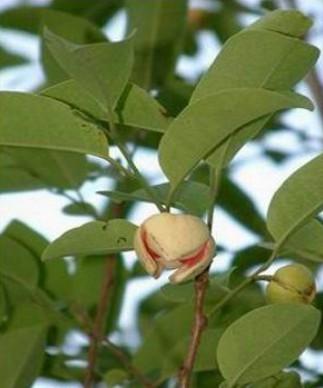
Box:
(266, 264, 316, 304)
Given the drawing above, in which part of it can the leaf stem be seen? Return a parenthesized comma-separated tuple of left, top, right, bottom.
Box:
(103, 108, 165, 213)
(208, 246, 279, 317)
(255, 274, 273, 282)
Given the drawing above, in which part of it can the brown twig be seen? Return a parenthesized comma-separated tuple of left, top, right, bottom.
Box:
(102, 338, 156, 388)
(177, 269, 209, 388)
(306, 69, 323, 127)
(84, 257, 116, 388)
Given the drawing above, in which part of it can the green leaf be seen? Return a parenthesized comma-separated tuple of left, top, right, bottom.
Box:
(267, 153, 323, 246)
(0, 151, 43, 193)
(284, 219, 323, 262)
(3, 220, 46, 257)
(104, 369, 128, 386)
(115, 83, 171, 131)
(192, 11, 318, 101)
(0, 6, 45, 34)
(42, 220, 137, 260)
(41, 10, 107, 84)
(253, 371, 302, 388)
(134, 303, 194, 374)
(44, 28, 134, 111)
(69, 256, 127, 331)
(0, 284, 9, 325)
(218, 176, 267, 236)
(62, 202, 97, 217)
(190, 10, 319, 169)
(41, 80, 171, 132)
(0, 236, 39, 289)
(1, 147, 87, 190)
(50, 0, 121, 26)
(3, 221, 71, 302)
(161, 329, 223, 381)
(0, 304, 48, 388)
(158, 88, 312, 193)
(99, 181, 210, 216)
(0, 46, 26, 69)
(126, 0, 187, 89)
(0, 92, 108, 159)
(249, 9, 311, 37)
(217, 304, 321, 387)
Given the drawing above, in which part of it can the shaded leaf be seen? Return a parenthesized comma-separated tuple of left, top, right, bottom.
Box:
(254, 371, 302, 388)
(0, 6, 45, 34)
(161, 329, 222, 381)
(44, 28, 134, 111)
(0, 93, 108, 159)
(41, 9, 107, 84)
(51, 0, 121, 26)
(62, 202, 97, 217)
(42, 220, 137, 260)
(1, 147, 87, 190)
(0, 304, 48, 388)
(2, 220, 71, 301)
(0, 46, 26, 68)
(217, 304, 320, 387)
(267, 153, 323, 245)
(41, 80, 171, 132)
(219, 176, 267, 236)
(159, 88, 312, 193)
(284, 219, 323, 262)
(134, 303, 194, 375)
(0, 235, 39, 289)
(0, 151, 43, 193)
(99, 181, 210, 217)
(104, 369, 128, 386)
(126, 0, 187, 89)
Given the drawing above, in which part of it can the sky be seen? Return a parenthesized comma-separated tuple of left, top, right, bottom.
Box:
(1, 0, 323, 386)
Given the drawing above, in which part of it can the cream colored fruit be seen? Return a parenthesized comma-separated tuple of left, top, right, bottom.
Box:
(134, 213, 215, 284)
(266, 264, 316, 304)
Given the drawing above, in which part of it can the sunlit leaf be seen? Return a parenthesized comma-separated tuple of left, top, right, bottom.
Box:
(190, 10, 319, 169)
(159, 88, 312, 193)
(0, 93, 108, 159)
(42, 220, 137, 260)
(217, 304, 320, 386)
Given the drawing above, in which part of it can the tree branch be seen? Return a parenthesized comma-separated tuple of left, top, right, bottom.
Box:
(177, 269, 209, 388)
(84, 257, 116, 388)
(306, 69, 323, 127)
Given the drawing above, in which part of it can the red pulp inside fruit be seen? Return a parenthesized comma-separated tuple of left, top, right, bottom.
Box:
(142, 229, 160, 260)
(179, 241, 208, 267)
